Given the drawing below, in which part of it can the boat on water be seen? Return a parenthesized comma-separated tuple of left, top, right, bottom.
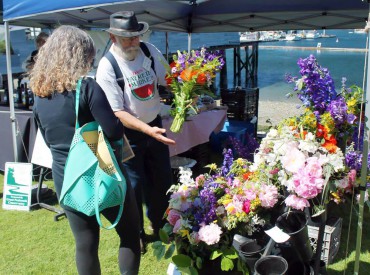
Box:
(239, 31, 283, 42)
(354, 29, 366, 34)
(305, 31, 321, 39)
(285, 34, 301, 41)
(240, 31, 259, 42)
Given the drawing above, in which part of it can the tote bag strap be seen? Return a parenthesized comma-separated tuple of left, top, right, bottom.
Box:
(94, 129, 126, 229)
(95, 180, 125, 229)
(74, 78, 83, 129)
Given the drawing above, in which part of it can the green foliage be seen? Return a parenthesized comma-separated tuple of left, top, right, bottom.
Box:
(172, 254, 192, 268)
(152, 242, 166, 260)
(221, 257, 234, 271)
(0, 40, 14, 54)
(210, 249, 223, 260)
(159, 228, 170, 244)
(164, 243, 176, 259)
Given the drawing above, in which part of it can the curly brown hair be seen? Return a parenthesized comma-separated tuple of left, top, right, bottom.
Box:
(29, 25, 95, 97)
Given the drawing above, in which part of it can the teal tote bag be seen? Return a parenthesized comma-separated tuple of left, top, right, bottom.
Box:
(59, 78, 126, 229)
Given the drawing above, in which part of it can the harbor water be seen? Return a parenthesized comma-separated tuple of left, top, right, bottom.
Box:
(258, 29, 367, 102)
(1, 29, 367, 104)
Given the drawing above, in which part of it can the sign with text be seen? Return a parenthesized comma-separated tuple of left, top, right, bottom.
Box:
(2, 162, 33, 211)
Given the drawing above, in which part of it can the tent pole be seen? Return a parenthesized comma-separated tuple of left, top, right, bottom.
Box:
(354, 10, 370, 274)
(4, 21, 18, 162)
(165, 32, 169, 61)
(188, 33, 191, 52)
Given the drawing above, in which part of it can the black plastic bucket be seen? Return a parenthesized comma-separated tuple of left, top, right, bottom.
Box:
(276, 211, 313, 262)
(239, 239, 267, 274)
(287, 261, 313, 275)
(254, 255, 288, 275)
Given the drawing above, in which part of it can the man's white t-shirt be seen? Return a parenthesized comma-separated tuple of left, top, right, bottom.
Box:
(96, 42, 168, 124)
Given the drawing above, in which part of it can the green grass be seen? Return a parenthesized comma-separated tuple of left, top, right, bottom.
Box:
(1, 173, 369, 274)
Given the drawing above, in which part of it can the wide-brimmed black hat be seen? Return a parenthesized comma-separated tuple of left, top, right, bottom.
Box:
(106, 11, 149, 37)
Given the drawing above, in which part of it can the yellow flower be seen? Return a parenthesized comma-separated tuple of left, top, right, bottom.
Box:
(236, 158, 245, 166)
(251, 197, 261, 211)
(320, 112, 336, 134)
(346, 98, 358, 114)
(301, 111, 317, 129)
(180, 229, 189, 238)
(222, 198, 233, 205)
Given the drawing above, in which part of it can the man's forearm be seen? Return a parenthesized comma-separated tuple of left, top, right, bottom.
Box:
(114, 110, 152, 135)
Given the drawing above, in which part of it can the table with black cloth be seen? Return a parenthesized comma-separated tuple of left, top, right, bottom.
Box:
(0, 106, 36, 171)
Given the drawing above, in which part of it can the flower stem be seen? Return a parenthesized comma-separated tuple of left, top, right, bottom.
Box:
(170, 113, 186, 133)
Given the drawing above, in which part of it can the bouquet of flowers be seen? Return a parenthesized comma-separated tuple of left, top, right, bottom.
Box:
(165, 47, 225, 133)
(257, 54, 364, 213)
(286, 54, 363, 146)
(153, 149, 279, 274)
(251, 125, 354, 214)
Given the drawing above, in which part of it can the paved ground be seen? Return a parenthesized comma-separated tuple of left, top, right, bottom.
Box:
(258, 100, 303, 127)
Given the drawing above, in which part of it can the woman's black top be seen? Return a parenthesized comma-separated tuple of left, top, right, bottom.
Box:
(33, 77, 123, 198)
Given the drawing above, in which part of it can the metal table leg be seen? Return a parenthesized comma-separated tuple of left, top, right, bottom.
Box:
(30, 167, 65, 221)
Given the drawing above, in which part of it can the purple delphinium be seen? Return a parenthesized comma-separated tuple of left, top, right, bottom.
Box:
(177, 52, 187, 69)
(204, 50, 225, 69)
(345, 150, 370, 173)
(285, 73, 297, 84)
(191, 187, 218, 231)
(327, 96, 349, 127)
(352, 122, 365, 151)
(294, 55, 337, 114)
(221, 148, 234, 176)
(226, 134, 259, 162)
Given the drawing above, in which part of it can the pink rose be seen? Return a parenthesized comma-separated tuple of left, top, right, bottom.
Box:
(242, 200, 251, 213)
(167, 209, 181, 226)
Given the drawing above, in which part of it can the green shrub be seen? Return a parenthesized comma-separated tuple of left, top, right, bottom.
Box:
(0, 40, 14, 54)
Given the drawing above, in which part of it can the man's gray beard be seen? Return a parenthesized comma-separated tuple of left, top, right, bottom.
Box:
(114, 44, 140, 61)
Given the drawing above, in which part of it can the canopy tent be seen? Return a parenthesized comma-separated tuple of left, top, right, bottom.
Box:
(2, 0, 369, 32)
(2, 1, 370, 274)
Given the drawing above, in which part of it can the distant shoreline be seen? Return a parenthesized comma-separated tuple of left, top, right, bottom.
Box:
(258, 45, 367, 52)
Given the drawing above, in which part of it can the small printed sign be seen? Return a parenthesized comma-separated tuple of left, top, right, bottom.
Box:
(265, 226, 290, 243)
(2, 162, 33, 211)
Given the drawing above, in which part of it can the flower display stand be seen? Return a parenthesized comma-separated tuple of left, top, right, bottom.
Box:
(308, 217, 343, 265)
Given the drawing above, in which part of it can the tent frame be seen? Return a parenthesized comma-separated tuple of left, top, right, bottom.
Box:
(2, 1, 370, 274)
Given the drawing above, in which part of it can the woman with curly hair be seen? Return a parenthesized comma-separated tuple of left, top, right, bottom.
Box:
(30, 25, 140, 275)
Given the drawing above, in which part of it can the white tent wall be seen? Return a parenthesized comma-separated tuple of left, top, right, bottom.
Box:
(2, 0, 370, 273)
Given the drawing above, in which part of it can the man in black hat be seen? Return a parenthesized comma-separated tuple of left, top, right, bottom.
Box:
(96, 11, 175, 253)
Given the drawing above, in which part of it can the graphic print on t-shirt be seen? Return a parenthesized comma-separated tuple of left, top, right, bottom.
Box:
(127, 69, 155, 101)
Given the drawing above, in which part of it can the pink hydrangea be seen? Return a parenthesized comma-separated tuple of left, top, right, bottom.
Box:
(285, 194, 310, 211)
(167, 209, 181, 226)
(259, 184, 279, 208)
(198, 223, 222, 245)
